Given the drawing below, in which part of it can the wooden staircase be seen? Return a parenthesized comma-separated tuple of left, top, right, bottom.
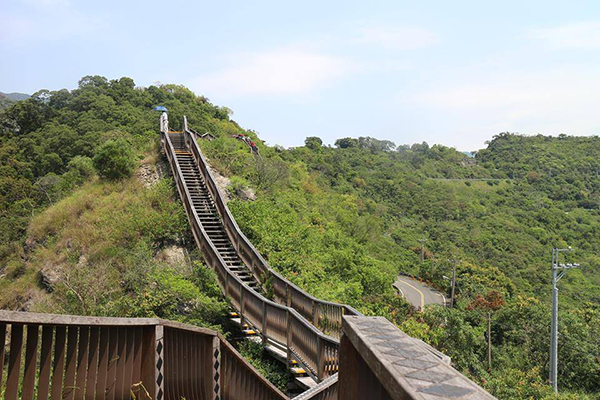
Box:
(169, 133, 261, 292)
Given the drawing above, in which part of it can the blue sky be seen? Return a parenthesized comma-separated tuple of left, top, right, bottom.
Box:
(1, 0, 600, 150)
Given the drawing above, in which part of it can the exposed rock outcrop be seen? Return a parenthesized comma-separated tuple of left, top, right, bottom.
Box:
(155, 245, 186, 266)
(207, 164, 231, 203)
(137, 162, 160, 188)
(39, 265, 61, 292)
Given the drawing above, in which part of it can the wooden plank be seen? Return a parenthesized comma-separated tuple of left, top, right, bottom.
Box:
(95, 327, 109, 400)
(114, 327, 127, 399)
(22, 324, 40, 400)
(105, 327, 119, 400)
(165, 328, 173, 400)
(0, 310, 161, 327)
(176, 329, 183, 398)
(182, 330, 190, 398)
(139, 326, 156, 400)
(338, 332, 359, 400)
(131, 327, 142, 387)
(191, 333, 199, 400)
(37, 326, 54, 400)
(63, 326, 79, 400)
(51, 326, 67, 400)
(85, 327, 99, 399)
(5, 324, 24, 400)
(188, 332, 198, 400)
(74, 326, 90, 400)
(0, 324, 6, 391)
(123, 327, 135, 396)
(186, 331, 195, 400)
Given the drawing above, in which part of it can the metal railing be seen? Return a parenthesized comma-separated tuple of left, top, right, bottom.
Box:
(162, 130, 340, 382)
(0, 310, 287, 400)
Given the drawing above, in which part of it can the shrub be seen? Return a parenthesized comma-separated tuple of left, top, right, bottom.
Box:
(305, 136, 323, 150)
(237, 340, 291, 391)
(68, 156, 95, 179)
(93, 139, 136, 180)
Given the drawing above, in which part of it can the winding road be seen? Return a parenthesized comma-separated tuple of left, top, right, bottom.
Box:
(394, 275, 446, 310)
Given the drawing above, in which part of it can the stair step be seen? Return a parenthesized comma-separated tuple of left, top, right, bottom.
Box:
(291, 367, 308, 376)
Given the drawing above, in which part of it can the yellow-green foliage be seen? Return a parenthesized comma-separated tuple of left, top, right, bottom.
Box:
(28, 177, 186, 255)
(1, 164, 227, 328)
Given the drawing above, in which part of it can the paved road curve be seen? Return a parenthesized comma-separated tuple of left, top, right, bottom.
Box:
(393, 275, 446, 310)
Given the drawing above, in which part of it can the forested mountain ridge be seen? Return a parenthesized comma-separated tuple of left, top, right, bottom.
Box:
(0, 92, 30, 110)
(1, 92, 30, 101)
(0, 93, 15, 111)
(0, 76, 598, 399)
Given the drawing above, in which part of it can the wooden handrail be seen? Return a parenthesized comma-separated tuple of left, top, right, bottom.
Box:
(168, 118, 451, 383)
(182, 117, 361, 337)
(0, 311, 493, 399)
(162, 130, 340, 383)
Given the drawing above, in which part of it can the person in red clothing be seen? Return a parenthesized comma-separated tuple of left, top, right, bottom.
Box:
(249, 141, 259, 153)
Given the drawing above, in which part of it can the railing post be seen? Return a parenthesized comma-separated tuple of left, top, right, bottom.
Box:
(226, 271, 230, 298)
(317, 336, 324, 382)
(212, 336, 221, 400)
(338, 324, 358, 400)
(312, 299, 319, 327)
(262, 302, 268, 346)
(240, 285, 246, 328)
(286, 310, 293, 365)
(154, 325, 165, 400)
(286, 284, 291, 307)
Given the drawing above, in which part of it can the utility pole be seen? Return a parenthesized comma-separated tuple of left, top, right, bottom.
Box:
(487, 311, 492, 371)
(419, 237, 427, 263)
(450, 259, 457, 308)
(549, 247, 579, 393)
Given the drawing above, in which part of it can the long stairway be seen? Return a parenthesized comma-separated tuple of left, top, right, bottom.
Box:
(170, 133, 261, 292)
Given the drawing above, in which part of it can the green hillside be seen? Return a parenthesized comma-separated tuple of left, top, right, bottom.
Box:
(0, 94, 13, 111)
(0, 92, 29, 110)
(0, 76, 598, 399)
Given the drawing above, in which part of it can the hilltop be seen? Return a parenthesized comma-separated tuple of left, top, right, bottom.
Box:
(0, 91, 30, 110)
(0, 76, 598, 399)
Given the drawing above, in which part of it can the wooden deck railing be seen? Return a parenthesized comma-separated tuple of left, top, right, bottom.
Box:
(0, 311, 493, 400)
(0, 310, 287, 400)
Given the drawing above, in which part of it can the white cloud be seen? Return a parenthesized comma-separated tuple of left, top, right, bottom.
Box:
(405, 67, 600, 143)
(355, 26, 438, 49)
(190, 50, 356, 97)
(528, 21, 600, 50)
